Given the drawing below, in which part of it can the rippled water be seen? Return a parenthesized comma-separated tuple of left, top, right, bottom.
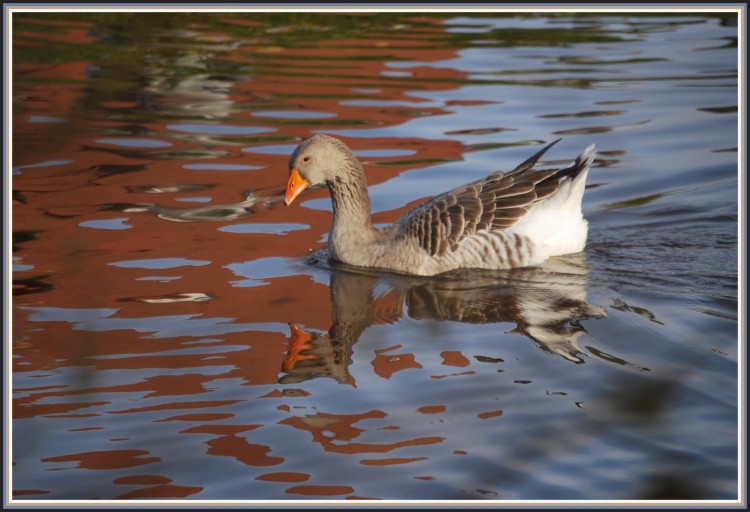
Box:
(10, 10, 740, 504)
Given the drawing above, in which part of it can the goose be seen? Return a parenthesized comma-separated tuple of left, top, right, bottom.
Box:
(284, 134, 596, 276)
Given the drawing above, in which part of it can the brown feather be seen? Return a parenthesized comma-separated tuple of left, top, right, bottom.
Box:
(395, 139, 580, 257)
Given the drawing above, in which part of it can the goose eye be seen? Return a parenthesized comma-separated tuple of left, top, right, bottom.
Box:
(303, 156, 310, 163)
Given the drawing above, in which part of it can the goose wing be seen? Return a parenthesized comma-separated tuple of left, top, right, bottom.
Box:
(394, 139, 591, 257)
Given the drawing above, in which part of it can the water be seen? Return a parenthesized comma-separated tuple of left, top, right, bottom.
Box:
(10, 11, 740, 503)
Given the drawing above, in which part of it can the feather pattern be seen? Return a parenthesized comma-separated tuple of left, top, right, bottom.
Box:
(394, 139, 582, 257)
(285, 134, 596, 276)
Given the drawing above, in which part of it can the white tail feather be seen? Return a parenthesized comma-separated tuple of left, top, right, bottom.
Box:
(507, 144, 596, 258)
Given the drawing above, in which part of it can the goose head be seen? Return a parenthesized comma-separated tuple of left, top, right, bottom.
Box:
(284, 134, 360, 206)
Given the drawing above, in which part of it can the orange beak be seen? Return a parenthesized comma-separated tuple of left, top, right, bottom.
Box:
(284, 168, 310, 206)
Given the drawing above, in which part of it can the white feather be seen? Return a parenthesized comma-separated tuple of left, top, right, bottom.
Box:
(507, 144, 596, 259)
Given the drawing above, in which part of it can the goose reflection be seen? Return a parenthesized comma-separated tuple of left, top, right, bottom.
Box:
(281, 253, 608, 385)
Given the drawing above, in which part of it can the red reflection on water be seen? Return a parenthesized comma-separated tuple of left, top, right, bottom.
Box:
(256, 472, 310, 483)
(42, 449, 159, 470)
(14, 400, 109, 419)
(155, 413, 234, 422)
(114, 474, 171, 485)
(107, 374, 218, 398)
(285, 484, 355, 496)
(116, 484, 203, 499)
(114, 473, 205, 499)
(109, 400, 243, 415)
(12, 12, 471, 499)
(417, 405, 446, 414)
(371, 345, 423, 379)
(440, 350, 471, 367)
(12, 490, 50, 497)
(430, 370, 476, 379)
(280, 410, 443, 455)
(477, 410, 504, 420)
(359, 457, 429, 466)
(180, 424, 261, 436)
(206, 435, 285, 467)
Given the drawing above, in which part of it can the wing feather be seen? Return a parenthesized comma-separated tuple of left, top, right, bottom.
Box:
(395, 140, 589, 257)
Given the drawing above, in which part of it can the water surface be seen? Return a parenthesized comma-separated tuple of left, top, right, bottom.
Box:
(10, 11, 739, 504)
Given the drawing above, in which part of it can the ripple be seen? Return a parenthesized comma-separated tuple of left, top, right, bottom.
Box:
(251, 110, 335, 119)
(551, 119, 651, 135)
(30, 115, 65, 123)
(359, 457, 429, 465)
(127, 184, 214, 193)
(88, 343, 247, 359)
(135, 276, 183, 282)
(109, 258, 212, 269)
(13, 256, 35, 272)
(538, 110, 626, 118)
(340, 99, 438, 108)
(224, 257, 295, 287)
(256, 472, 310, 483)
(354, 149, 417, 158)
(218, 223, 309, 235)
(182, 163, 265, 171)
(19, 306, 281, 338)
(447, 26, 492, 34)
(79, 217, 133, 230)
(285, 484, 354, 497)
(242, 144, 298, 155)
(444, 126, 513, 136)
(119, 292, 214, 304)
(381, 70, 412, 78)
(174, 197, 213, 203)
(96, 138, 172, 148)
(12, 159, 74, 176)
(168, 123, 276, 135)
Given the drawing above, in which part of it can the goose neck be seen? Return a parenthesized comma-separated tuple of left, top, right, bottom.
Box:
(326, 172, 373, 231)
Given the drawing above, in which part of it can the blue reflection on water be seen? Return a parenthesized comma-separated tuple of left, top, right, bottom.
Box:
(109, 258, 212, 269)
(79, 217, 133, 230)
(20, 306, 286, 339)
(218, 223, 309, 234)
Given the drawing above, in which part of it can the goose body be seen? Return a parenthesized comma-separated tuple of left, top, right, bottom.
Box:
(284, 134, 596, 276)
